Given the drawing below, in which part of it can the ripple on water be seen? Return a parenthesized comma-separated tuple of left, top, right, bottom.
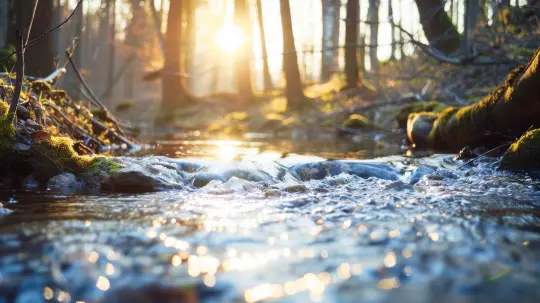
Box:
(1, 154, 540, 302)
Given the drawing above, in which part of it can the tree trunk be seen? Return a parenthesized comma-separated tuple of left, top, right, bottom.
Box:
(398, 1, 406, 59)
(414, 0, 462, 55)
(320, 0, 340, 81)
(53, 0, 63, 57)
(256, 0, 273, 91)
(344, 0, 359, 89)
(234, 0, 253, 100)
(105, 0, 116, 99)
(184, 0, 195, 86)
(279, 0, 305, 110)
(368, 0, 380, 71)
(0, 0, 8, 47)
(408, 48, 540, 151)
(159, 0, 193, 124)
(388, 0, 396, 60)
(64, 0, 84, 99)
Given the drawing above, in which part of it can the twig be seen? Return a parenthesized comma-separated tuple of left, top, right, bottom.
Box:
(0, 0, 83, 66)
(456, 143, 511, 170)
(64, 50, 127, 137)
(42, 101, 105, 147)
(80, 111, 139, 150)
(458, 126, 536, 170)
(392, 22, 515, 66)
(25, 0, 40, 45)
(64, 50, 107, 110)
(8, 31, 24, 119)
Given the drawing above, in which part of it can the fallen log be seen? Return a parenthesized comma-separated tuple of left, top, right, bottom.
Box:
(408, 48, 540, 151)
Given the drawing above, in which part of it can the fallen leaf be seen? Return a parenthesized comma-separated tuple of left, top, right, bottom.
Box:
(30, 130, 51, 142)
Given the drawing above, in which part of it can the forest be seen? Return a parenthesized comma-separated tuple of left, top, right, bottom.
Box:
(0, 0, 540, 303)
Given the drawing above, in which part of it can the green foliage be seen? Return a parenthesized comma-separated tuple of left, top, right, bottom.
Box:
(0, 45, 16, 71)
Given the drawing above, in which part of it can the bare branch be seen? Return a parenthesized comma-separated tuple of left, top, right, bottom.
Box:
(0, 0, 83, 66)
(65, 50, 127, 137)
(392, 22, 515, 66)
(8, 31, 25, 119)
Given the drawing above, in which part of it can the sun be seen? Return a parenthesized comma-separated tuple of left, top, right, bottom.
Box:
(214, 23, 245, 53)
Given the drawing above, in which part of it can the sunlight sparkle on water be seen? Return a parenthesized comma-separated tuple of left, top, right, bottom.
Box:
(96, 276, 110, 291)
(216, 144, 239, 162)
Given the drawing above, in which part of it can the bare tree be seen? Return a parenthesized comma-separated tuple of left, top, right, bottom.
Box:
(184, 0, 196, 82)
(388, 0, 396, 60)
(0, 0, 8, 47)
(234, 0, 253, 100)
(104, 0, 116, 99)
(279, 0, 305, 110)
(159, 0, 193, 124)
(256, 0, 273, 91)
(344, 0, 359, 88)
(415, 0, 462, 55)
(25, 0, 55, 77)
(321, 0, 340, 81)
(368, 0, 380, 71)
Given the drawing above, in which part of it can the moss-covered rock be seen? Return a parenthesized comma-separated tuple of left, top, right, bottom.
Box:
(500, 129, 540, 171)
(396, 101, 445, 129)
(30, 80, 52, 95)
(342, 114, 376, 130)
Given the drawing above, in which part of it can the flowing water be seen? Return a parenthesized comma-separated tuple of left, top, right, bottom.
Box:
(1, 135, 540, 303)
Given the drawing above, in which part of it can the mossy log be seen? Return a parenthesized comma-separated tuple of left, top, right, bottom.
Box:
(408, 48, 540, 150)
(500, 129, 540, 171)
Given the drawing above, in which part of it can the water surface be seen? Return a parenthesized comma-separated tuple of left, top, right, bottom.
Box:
(1, 136, 540, 303)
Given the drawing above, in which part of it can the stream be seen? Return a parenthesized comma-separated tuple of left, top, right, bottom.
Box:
(1, 134, 540, 303)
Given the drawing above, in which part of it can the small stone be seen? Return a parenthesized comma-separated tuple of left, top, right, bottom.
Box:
(284, 184, 307, 193)
(264, 189, 281, 197)
(22, 175, 39, 189)
(14, 143, 30, 151)
(16, 105, 30, 120)
(47, 173, 82, 190)
(385, 181, 413, 191)
(25, 119, 43, 130)
(408, 166, 436, 185)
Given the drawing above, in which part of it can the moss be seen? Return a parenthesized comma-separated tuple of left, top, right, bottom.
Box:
(426, 64, 527, 149)
(500, 129, 540, 171)
(427, 107, 458, 145)
(0, 101, 15, 156)
(342, 114, 376, 129)
(35, 136, 94, 171)
(91, 109, 108, 121)
(115, 101, 133, 112)
(30, 80, 52, 95)
(50, 90, 67, 104)
(87, 156, 125, 173)
(396, 101, 445, 129)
